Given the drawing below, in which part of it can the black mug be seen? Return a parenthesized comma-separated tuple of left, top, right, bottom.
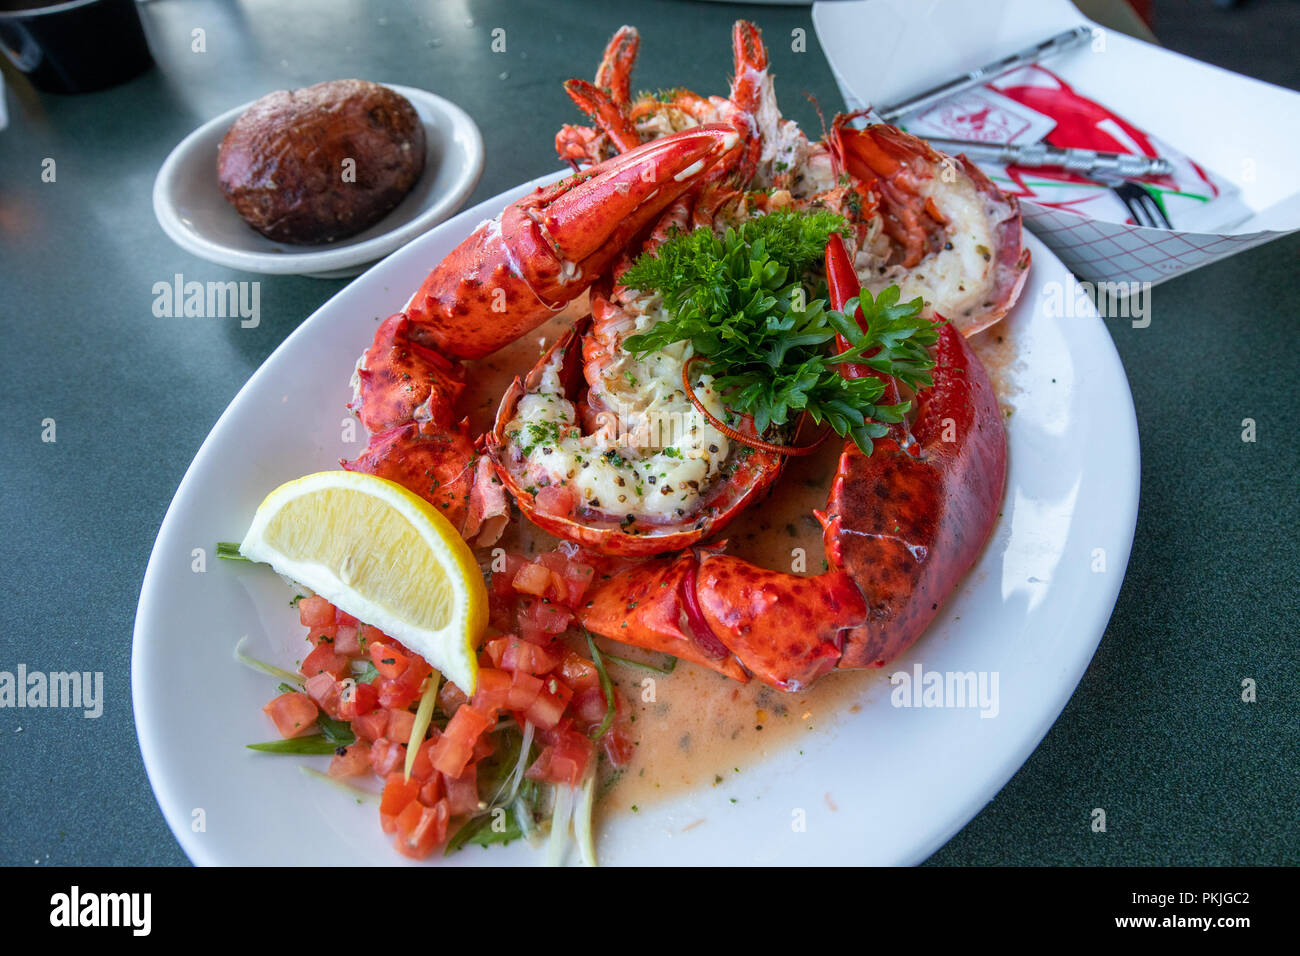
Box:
(0, 0, 153, 94)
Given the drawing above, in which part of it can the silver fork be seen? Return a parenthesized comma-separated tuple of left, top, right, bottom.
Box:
(1109, 180, 1172, 229)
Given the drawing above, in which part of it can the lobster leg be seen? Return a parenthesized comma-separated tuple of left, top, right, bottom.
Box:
(406, 125, 740, 360)
(595, 25, 639, 107)
(564, 79, 642, 154)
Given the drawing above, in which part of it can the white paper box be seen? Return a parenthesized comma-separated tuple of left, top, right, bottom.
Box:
(811, 0, 1300, 287)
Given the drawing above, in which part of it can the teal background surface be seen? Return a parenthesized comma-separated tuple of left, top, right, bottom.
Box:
(0, 0, 1295, 865)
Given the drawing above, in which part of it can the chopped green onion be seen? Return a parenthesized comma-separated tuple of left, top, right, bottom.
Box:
(573, 766, 598, 867)
(216, 541, 251, 562)
(234, 635, 303, 687)
(514, 796, 536, 843)
(547, 784, 574, 867)
(404, 671, 441, 781)
(298, 766, 379, 803)
(495, 720, 535, 807)
(247, 736, 340, 755)
(585, 632, 616, 741)
(603, 652, 677, 675)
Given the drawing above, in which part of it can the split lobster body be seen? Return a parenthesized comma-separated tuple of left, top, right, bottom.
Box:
(578, 236, 1007, 690)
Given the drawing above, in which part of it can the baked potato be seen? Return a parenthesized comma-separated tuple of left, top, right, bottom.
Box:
(217, 79, 426, 244)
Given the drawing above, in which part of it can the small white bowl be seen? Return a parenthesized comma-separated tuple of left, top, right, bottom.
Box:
(153, 84, 484, 278)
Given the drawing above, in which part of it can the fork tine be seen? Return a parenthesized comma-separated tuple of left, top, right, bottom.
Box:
(1142, 192, 1172, 229)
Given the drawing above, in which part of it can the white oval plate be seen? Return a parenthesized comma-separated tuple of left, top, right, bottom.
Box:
(152, 84, 484, 278)
(133, 175, 1139, 865)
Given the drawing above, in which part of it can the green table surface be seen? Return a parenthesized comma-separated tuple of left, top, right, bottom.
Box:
(1, 0, 1295, 866)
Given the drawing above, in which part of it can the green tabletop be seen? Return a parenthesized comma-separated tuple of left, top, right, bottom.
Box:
(0, 0, 1295, 866)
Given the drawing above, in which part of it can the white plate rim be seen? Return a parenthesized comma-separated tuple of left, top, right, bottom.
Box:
(151, 84, 485, 276)
(132, 175, 1140, 866)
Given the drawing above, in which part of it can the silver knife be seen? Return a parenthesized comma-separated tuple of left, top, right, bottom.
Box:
(875, 25, 1095, 123)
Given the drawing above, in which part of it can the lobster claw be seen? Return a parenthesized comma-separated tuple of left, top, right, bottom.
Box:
(819, 235, 1008, 669)
(406, 125, 741, 360)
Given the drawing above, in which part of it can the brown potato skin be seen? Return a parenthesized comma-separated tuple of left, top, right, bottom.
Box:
(217, 79, 426, 244)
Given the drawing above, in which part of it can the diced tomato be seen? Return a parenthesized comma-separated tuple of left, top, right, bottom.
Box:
(338, 679, 378, 720)
(437, 680, 468, 717)
(378, 676, 419, 711)
(334, 625, 362, 657)
(386, 707, 416, 744)
(482, 635, 511, 668)
(489, 555, 526, 632)
(409, 735, 441, 781)
(298, 595, 335, 628)
(418, 775, 444, 807)
(524, 746, 554, 782)
(377, 652, 432, 710)
(262, 692, 318, 739)
(526, 729, 593, 786)
(573, 686, 609, 727)
(603, 725, 635, 766)
(370, 738, 406, 777)
(557, 652, 601, 692)
(512, 561, 552, 597)
(352, 708, 388, 742)
(524, 676, 574, 731)
(303, 673, 343, 719)
(430, 704, 494, 778)
(359, 624, 386, 654)
(551, 729, 595, 784)
(369, 642, 410, 680)
(507, 669, 543, 710)
(334, 607, 360, 628)
(328, 741, 371, 777)
(306, 626, 338, 648)
(393, 799, 449, 858)
(535, 552, 595, 608)
(535, 716, 575, 746)
(534, 484, 577, 518)
(516, 598, 572, 643)
(443, 766, 480, 816)
(501, 637, 562, 675)
(379, 772, 420, 834)
(471, 668, 512, 714)
(301, 643, 350, 679)
(472, 732, 495, 762)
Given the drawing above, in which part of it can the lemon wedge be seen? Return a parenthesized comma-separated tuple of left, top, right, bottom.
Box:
(238, 471, 486, 694)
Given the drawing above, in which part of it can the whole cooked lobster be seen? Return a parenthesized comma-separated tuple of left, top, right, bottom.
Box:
(342, 21, 1020, 692)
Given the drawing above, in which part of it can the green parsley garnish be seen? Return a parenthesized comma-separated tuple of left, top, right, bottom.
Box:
(622, 209, 936, 455)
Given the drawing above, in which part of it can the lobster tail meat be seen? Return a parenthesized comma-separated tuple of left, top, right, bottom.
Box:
(831, 119, 1030, 335)
(406, 125, 741, 360)
(486, 314, 784, 557)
